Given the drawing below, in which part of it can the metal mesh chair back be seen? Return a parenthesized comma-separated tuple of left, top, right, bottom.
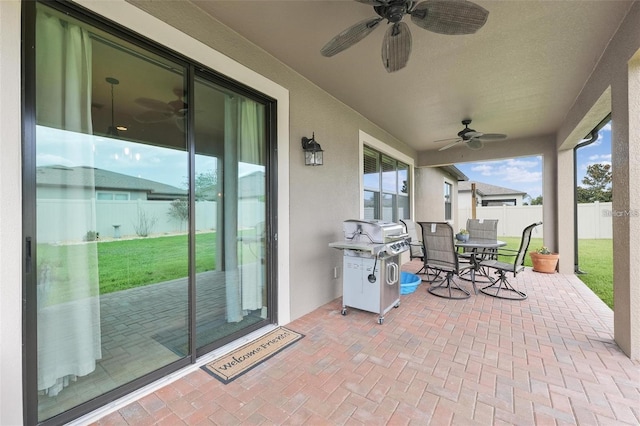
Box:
(400, 219, 424, 259)
(514, 221, 542, 269)
(466, 219, 498, 241)
(419, 222, 458, 272)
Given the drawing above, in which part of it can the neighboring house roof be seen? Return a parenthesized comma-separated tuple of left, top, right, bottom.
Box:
(36, 165, 187, 199)
(439, 165, 468, 181)
(458, 181, 527, 196)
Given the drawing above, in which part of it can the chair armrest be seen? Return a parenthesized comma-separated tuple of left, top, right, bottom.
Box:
(494, 248, 519, 262)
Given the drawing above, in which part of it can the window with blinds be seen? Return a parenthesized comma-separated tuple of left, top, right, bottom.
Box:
(363, 146, 409, 221)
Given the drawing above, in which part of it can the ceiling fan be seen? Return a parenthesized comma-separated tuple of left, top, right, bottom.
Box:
(320, 0, 489, 72)
(134, 88, 187, 131)
(435, 119, 507, 151)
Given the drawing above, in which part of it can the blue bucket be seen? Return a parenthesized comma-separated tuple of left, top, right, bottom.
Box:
(400, 272, 421, 295)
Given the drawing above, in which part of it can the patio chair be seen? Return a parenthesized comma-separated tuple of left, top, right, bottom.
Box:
(478, 221, 542, 300)
(458, 218, 499, 282)
(463, 218, 499, 257)
(466, 218, 499, 241)
(418, 221, 476, 299)
(400, 219, 426, 275)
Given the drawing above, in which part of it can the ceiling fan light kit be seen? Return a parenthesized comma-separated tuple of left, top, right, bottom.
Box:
(321, 0, 489, 72)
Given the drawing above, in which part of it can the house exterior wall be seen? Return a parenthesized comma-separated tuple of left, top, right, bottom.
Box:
(458, 192, 524, 209)
(414, 167, 460, 231)
(480, 194, 524, 206)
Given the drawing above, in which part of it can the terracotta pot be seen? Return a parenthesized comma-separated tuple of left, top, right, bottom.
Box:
(530, 252, 559, 273)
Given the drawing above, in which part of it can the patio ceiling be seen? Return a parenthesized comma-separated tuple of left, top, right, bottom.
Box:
(190, 0, 633, 153)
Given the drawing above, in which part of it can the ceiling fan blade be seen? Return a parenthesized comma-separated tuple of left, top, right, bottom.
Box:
(433, 136, 460, 143)
(135, 97, 174, 113)
(410, 0, 489, 35)
(477, 133, 507, 140)
(438, 139, 463, 151)
(321, 17, 383, 57)
(134, 110, 173, 123)
(466, 138, 484, 150)
(382, 22, 412, 73)
(175, 115, 185, 132)
(355, 0, 388, 5)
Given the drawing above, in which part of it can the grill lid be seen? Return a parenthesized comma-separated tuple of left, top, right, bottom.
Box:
(343, 219, 406, 243)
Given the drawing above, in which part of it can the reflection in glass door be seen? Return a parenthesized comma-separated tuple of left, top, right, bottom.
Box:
(33, 3, 189, 421)
(193, 77, 269, 351)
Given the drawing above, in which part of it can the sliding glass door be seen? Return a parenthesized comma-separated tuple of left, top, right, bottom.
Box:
(26, 2, 274, 423)
(193, 77, 268, 351)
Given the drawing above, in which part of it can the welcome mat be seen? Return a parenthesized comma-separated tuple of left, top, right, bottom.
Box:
(201, 326, 304, 384)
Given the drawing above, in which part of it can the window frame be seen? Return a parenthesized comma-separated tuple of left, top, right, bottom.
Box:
(444, 181, 453, 221)
(362, 142, 412, 222)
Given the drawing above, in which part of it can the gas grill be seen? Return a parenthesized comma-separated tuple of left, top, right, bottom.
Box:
(329, 219, 410, 324)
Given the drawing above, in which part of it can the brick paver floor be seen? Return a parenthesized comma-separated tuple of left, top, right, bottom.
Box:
(90, 262, 639, 425)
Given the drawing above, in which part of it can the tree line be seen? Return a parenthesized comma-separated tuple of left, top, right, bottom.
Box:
(524, 163, 611, 205)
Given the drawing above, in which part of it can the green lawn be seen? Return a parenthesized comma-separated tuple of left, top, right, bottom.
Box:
(40, 233, 614, 309)
(498, 236, 613, 308)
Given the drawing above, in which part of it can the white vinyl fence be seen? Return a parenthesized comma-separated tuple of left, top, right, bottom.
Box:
(37, 199, 265, 244)
(458, 202, 612, 239)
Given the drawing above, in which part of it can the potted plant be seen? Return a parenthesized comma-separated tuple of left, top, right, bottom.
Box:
(529, 246, 559, 273)
(455, 228, 470, 242)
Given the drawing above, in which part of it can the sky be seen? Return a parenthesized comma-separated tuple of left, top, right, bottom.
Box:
(36, 126, 264, 189)
(455, 121, 612, 201)
(37, 122, 612, 199)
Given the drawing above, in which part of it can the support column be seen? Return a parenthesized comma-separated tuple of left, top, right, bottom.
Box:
(556, 149, 575, 274)
(612, 53, 640, 360)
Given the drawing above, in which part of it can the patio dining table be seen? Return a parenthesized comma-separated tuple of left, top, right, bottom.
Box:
(455, 239, 507, 293)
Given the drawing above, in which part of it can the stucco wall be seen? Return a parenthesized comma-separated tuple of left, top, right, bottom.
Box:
(414, 167, 460, 231)
(0, 2, 24, 424)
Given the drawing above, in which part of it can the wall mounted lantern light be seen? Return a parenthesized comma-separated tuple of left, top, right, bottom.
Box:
(301, 132, 324, 166)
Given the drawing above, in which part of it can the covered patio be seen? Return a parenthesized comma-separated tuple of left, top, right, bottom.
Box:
(87, 262, 639, 425)
(2, 1, 639, 424)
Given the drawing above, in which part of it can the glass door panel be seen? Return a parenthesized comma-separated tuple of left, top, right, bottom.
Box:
(34, 3, 188, 421)
(194, 77, 268, 350)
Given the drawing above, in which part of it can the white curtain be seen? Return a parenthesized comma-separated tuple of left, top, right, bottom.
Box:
(223, 96, 266, 321)
(223, 95, 243, 322)
(238, 99, 265, 312)
(35, 9, 101, 397)
(238, 99, 265, 166)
